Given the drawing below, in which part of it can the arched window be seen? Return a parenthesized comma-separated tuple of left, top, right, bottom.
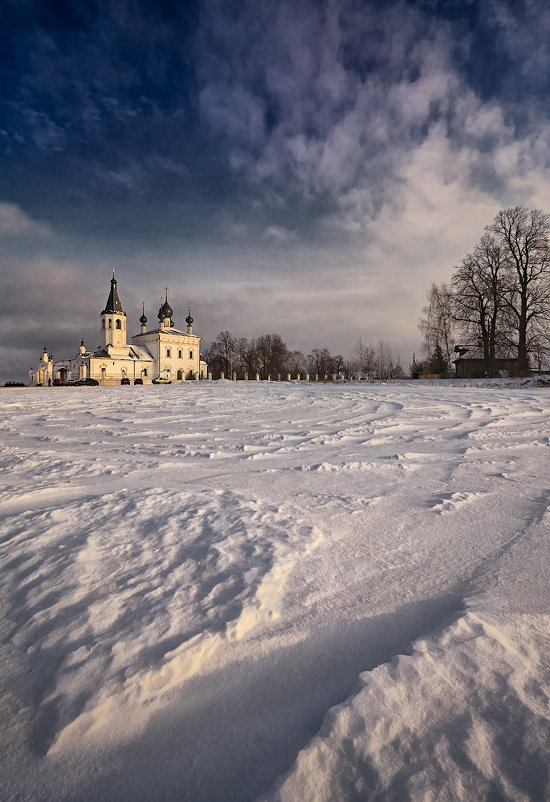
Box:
(102, 319, 105, 329)
(116, 320, 121, 330)
(177, 370, 183, 380)
(108, 319, 112, 328)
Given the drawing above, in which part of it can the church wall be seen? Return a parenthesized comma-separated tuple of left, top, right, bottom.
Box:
(131, 331, 201, 381)
(88, 357, 154, 385)
(159, 335, 200, 381)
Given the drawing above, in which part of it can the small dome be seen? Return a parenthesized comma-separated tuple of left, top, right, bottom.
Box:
(158, 287, 173, 321)
(186, 311, 193, 326)
(158, 301, 173, 320)
(140, 312, 147, 325)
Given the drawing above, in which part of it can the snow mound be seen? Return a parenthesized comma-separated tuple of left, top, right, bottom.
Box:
(264, 605, 550, 802)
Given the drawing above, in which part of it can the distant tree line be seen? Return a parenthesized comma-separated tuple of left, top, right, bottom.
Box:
(203, 332, 405, 381)
(418, 207, 550, 376)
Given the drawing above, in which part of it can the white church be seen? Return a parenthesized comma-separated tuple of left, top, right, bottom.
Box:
(30, 272, 207, 386)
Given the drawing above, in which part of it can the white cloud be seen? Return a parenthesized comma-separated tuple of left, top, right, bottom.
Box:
(0, 203, 51, 237)
(263, 225, 298, 242)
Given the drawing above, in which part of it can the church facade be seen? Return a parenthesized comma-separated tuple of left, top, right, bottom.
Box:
(30, 273, 206, 385)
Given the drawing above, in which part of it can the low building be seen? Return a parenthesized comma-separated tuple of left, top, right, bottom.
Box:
(30, 272, 206, 385)
(453, 345, 521, 379)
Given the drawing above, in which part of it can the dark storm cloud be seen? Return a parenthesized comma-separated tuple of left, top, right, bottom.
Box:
(194, 0, 545, 227)
(3, 0, 549, 228)
(2, 0, 199, 148)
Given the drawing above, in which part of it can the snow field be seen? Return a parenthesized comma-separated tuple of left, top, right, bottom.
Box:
(1, 382, 550, 800)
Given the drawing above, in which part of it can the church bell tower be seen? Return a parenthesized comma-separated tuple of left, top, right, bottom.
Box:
(101, 269, 127, 348)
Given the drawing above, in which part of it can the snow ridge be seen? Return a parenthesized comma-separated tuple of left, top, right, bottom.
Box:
(264, 605, 550, 802)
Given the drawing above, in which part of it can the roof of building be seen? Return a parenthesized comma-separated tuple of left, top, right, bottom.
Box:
(90, 345, 154, 362)
(453, 345, 519, 362)
(102, 272, 125, 316)
(133, 326, 200, 339)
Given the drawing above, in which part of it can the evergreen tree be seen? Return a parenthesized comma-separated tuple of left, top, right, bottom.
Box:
(429, 343, 447, 375)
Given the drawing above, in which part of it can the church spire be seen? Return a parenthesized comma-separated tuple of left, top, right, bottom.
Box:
(102, 268, 124, 314)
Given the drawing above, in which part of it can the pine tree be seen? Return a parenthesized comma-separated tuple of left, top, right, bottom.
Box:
(429, 343, 447, 375)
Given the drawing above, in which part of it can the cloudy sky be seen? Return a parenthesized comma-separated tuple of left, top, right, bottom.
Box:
(3, 0, 550, 380)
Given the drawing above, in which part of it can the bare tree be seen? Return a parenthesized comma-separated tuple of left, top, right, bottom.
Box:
(234, 337, 259, 378)
(352, 338, 375, 379)
(288, 350, 307, 377)
(256, 333, 288, 379)
(487, 206, 550, 373)
(307, 348, 333, 378)
(352, 339, 369, 376)
(333, 354, 345, 376)
(374, 340, 394, 379)
(451, 233, 508, 375)
(418, 282, 455, 372)
(204, 330, 236, 378)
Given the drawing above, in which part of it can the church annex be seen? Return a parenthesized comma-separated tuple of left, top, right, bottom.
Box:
(30, 272, 206, 385)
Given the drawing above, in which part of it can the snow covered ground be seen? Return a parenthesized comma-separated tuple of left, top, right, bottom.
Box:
(1, 381, 550, 801)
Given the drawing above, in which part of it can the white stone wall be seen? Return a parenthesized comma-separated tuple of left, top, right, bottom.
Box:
(102, 313, 127, 348)
(132, 330, 201, 381)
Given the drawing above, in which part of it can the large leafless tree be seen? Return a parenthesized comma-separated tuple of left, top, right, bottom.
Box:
(451, 233, 508, 374)
(487, 206, 550, 373)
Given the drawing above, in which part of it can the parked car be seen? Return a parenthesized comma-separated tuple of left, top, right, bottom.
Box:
(4, 381, 26, 387)
(121, 377, 131, 385)
(74, 378, 99, 386)
(152, 377, 172, 384)
(134, 378, 143, 385)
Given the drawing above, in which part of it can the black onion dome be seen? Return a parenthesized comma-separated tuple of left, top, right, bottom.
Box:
(140, 311, 147, 325)
(102, 272, 125, 315)
(157, 302, 173, 320)
(158, 290, 173, 320)
(186, 308, 193, 327)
